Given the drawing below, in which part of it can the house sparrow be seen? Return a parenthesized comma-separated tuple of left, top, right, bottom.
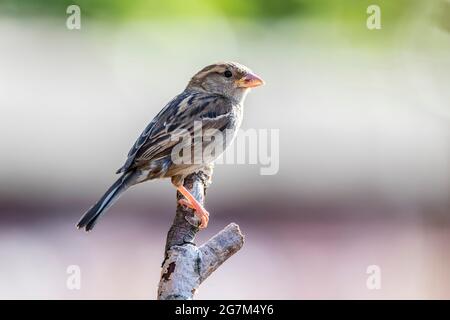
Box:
(77, 62, 264, 231)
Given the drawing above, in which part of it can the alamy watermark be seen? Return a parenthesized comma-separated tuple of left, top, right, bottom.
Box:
(366, 265, 381, 290)
(367, 5, 382, 30)
(66, 264, 81, 290)
(169, 121, 279, 175)
(66, 5, 81, 30)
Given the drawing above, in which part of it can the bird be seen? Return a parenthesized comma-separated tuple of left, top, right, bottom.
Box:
(77, 62, 264, 231)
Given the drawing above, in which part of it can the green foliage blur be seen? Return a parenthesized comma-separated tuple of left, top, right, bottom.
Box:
(0, 0, 423, 24)
(2, 0, 442, 47)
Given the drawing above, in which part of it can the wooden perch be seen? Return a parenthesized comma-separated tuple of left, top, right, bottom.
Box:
(157, 170, 245, 300)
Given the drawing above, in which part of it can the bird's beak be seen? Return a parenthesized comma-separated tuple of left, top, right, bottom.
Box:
(236, 72, 265, 88)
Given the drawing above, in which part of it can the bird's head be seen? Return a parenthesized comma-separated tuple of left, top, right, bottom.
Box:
(187, 62, 264, 103)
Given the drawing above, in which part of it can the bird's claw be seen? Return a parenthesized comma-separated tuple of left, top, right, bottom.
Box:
(178, 198, 209, 229)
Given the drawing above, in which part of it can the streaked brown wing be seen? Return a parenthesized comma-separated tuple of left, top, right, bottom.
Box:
(117, 91, 234, 173)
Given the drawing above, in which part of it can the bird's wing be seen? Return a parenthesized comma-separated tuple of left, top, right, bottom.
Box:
(117, 91, 234, 173)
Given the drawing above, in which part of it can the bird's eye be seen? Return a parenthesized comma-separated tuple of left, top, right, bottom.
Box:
(224, 70, 232, 78)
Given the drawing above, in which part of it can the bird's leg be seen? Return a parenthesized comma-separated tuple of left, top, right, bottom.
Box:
(178, 198, 194, 209)
(176, 185, 209, 229)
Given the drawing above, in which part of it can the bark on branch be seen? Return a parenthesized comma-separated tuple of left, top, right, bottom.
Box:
(157, 170, 245, 300)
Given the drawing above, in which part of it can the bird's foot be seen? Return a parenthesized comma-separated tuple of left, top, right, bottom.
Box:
(178, 198, 209, 229)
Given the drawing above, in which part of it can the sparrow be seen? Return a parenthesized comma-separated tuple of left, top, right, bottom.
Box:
(77, 62, 264, 231)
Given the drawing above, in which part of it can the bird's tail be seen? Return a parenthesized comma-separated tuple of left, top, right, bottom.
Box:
(77, 170, 136, 231)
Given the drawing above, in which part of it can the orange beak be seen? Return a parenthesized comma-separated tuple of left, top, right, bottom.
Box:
(236, 72, 265, 88)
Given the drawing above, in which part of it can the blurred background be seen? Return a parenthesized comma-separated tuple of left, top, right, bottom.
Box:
(0, 0, 449, 299)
